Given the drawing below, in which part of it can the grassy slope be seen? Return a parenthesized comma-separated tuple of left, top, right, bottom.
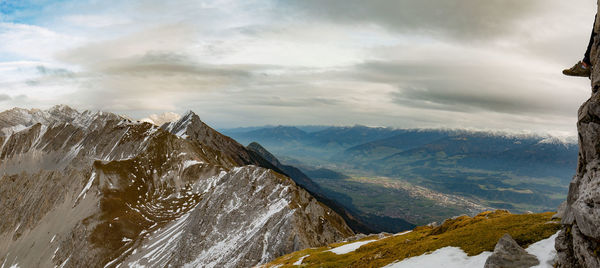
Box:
(263, 210, 560, 268)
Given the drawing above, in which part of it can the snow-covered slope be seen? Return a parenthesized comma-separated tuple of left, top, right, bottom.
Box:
(384, 232, 558, 268)
(0, 106, 353, 268)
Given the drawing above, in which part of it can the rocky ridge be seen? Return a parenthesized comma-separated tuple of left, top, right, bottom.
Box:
(0, 105, 353, 268)
(555, 3, 600, 267)
(246, 142, 383, 234)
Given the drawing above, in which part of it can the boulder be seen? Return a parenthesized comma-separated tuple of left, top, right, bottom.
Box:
(484, 233, 539, 268)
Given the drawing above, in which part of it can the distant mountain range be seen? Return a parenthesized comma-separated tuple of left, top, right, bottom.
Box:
(223, 125, 577, 225)
(246, 142, 414, 233)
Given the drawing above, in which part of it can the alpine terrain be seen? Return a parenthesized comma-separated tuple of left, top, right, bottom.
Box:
(0, 105, 354, 268)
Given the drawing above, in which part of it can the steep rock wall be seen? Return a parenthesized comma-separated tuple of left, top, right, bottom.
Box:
(556, 3, 600, 267)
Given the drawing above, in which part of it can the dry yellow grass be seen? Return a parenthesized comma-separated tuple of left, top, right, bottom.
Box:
(263, 210, 560, 268)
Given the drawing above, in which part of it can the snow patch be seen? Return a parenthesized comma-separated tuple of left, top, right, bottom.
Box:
(527, 232, 560, 268)
(164, 113, 194, 139)
(293, 255, 309, 265)
(52, 247, 60, 259)
(383, 247, 491, 268)
(1, 253, 8, 268)
(1, 124, 26, 136)
(58, 254, 71, 268)
(538, 136, 577, 146)
(384, 232, 560, 268)
(328, 240, 377, 255)
(126, 213, 191, 267)
(185, 197, 292, 267)
(393, 230, 412, 236)
(182, 160, 203, 169)
(75, 170, 97, 203)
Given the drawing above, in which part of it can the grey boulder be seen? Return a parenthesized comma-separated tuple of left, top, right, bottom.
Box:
(484, 234, 539, 268)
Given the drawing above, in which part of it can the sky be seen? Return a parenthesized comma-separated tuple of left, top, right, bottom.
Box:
(0, 0, 596, 135)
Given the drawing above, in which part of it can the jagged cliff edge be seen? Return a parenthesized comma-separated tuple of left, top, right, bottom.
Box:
(555, 4, 600, 267)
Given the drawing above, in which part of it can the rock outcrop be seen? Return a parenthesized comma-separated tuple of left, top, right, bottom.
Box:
(246, 142, 321, 193)
(246, 142, 379, 234)
(555, 3, 600, 267)
(484, 233, 539, 268)
(0, 106, 353, 268)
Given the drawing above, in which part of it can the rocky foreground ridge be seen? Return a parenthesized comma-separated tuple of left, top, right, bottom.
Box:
(555, 3, 600, 267)
(0, 105, 353, 267)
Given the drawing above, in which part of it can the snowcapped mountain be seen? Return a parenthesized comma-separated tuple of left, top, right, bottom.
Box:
(0, 105, 353, 268)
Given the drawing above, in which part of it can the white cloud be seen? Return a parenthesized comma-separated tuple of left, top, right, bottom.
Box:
(0, 22, 82, 61)
(0, 0, 595, 135)
(62, 14, 131, 28)
(141, 112, 181, 126)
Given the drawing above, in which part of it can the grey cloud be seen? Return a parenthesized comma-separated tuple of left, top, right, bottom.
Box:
(36, 66, 74, 77)
(348, 61, 584, 117)
(95, 53, 253, 79)
(250, 96, 341, 107)
(25, 65, 76, 86)
(0, 94, 33, 112)
(0, 94, 11, 102)
(49, 24, 331, 111)
(2, 0, 587, 134)
(391, 83, 556, 115)
(55, 23, 195, 65)
(285, 0, 543, 40)
(52, 23, 258, 87)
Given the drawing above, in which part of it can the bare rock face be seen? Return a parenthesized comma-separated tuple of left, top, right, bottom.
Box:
(0, 106, 353, 268)
(484, 234, 539, 268)
(555, 3, 600, 267)
(246, 142, 376, 234)
(553, 201, 567, 219)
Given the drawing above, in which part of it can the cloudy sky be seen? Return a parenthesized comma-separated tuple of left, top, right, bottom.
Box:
(0, 0, 596, 135)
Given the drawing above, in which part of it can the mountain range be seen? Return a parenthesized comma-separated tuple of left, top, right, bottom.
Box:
(223, 125, 577, 226)
(0, 105, 585, 267)
(0, 106, 354, 268)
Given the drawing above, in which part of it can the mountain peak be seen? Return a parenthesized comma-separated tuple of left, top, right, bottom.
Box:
(46, 104, 80, 122)
(162, 110, 202, 138)
(181, 109, 196, 118)
(161, 110, 265, 167)
(47, 104, 77, 113)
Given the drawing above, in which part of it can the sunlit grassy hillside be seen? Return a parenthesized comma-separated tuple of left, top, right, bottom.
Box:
(262, 210, 560, 268)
